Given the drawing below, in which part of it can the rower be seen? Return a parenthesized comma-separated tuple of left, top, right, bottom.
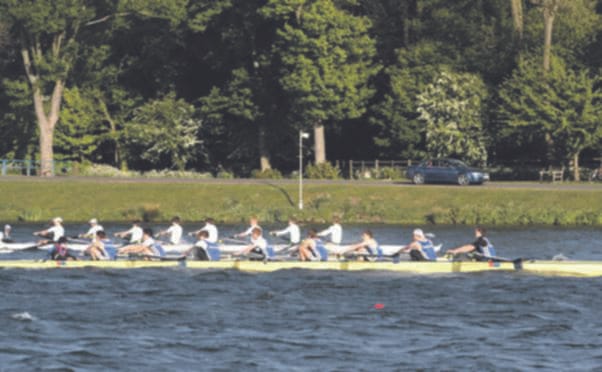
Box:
(298, 229, 328, 261)
(47, 237, 77, 261)
(183, 230, 220, 261)
(447, 226, 496, 261)
(158, 216, 183, 245)
(398, 229, 437, 261)
(34, 217, 65, 244)
(85, 231, 117, 261)
(343, 230, 380, 261)
(114, 220, 143, 244)
(118, 228, 165, 258)
(191, 217, 219, 244)
(270, 217, 301, 248)
(234, 216, 261, 240)
(234, 227, 271, 261)
(1, 224, 13, 243)
(318, 217, 343, 253)
(79, 218, 104, 239)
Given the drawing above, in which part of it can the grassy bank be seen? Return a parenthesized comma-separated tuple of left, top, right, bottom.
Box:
(0, 179, 601, 226)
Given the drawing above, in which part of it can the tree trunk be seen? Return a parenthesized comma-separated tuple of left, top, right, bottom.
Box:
(511, 0, 524, 42)
(542, 4, 556, 73)
(313, 122, 326, 164)
(38, 123, 55, 176)
(573, 151, 580, 181)
(258, 123, 272, 171)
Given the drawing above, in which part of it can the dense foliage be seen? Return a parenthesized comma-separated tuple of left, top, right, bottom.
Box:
(0, 0, 600, 178)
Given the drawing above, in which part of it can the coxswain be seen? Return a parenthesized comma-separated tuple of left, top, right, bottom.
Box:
(85, 231, 117, 260)
(34, 217, 65, 244)
(79, 218, 104, 239)
(446, 226, 496, 261)
(47, 236, 77, 261)
(158, 216, 183, 245)
(234, 216, 261, 239)
(114, 220, 143, 244)
(118, 228, 164, 257)
(191, 217, 219, 243)
(298, 229, 327, 261)
(397, 229, 437, 261)
(343, 230, 380, 261)
(270, 217, 301, 248)
(234, 227, 269, 260)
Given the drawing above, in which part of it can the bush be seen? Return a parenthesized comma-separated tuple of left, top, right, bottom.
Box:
(251, 168, 283, 179)
(305, 162, 341, 179)
(143, 169, 213, 179)
(80, 163, 137, 177)
(375, 167, 403, 180)
(216, 170, 235, 179)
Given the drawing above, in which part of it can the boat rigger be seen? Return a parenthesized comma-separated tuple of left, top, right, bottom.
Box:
(1, 259, 601, 277)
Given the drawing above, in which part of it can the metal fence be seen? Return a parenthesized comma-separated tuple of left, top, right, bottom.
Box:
(0, 159, 72, 176)
(336, 159, 418, 179)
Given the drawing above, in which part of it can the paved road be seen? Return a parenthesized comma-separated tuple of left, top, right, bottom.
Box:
(1, 175, 601, 191)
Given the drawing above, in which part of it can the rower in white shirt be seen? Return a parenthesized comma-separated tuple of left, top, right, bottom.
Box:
(34, 217, 65, 244)
(191, 218, 219, 244)
(79, 218, 104, 239)
(118, 228, 164, 257)
(158, 216, 184, 245)
(270, 217, 301, 245)
(114, 220, 143, 244)
(318, 217, 343, 245)
(235, 216, 262, 239)
(1, 224, 13, 243)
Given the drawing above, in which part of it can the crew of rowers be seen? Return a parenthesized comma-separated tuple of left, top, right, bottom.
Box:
(28, 216, 497, 263)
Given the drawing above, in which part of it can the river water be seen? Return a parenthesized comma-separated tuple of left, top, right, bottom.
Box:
(1, 224, 601, 371)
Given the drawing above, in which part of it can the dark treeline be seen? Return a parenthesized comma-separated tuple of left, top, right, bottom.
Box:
(0, 0, 600, 179)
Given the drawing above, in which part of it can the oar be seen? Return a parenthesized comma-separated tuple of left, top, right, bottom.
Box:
(222, 237, 248, 245)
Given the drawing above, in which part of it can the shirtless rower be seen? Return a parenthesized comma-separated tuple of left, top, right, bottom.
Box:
(397, 229, 437, 261)
(85, 231, 118, 260)
(114, 220, 143, 244)
(343, 230, 380, 261)
(446, 226, 497, 261)
(118, 228, 164, 257)
(298, 229, 327, 261)
(157, 216, 183, 245)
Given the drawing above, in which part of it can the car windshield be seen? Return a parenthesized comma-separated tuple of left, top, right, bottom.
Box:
(447, 159, 468, 168)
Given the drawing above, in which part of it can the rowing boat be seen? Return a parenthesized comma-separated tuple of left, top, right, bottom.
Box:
(0, 242, 415, 255)
(1, 259, 601, 277)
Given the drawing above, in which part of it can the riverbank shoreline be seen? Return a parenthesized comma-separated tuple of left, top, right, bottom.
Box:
(0, 178, 600, 226)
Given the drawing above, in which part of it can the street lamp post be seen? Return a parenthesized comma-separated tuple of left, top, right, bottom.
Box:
(299, 130, 310, 210)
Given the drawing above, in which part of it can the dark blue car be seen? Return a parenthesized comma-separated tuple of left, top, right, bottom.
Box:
(406, 159, 489, 185)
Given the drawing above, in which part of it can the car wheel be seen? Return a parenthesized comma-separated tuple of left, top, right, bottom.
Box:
(413, 173, 425, 185)
(457, 174, 469, 186)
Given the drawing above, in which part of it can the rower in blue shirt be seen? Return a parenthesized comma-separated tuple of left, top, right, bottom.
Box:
(47, 237, 77, 261)
(447, 226, 496, 261)
(398, 229, 437, 261)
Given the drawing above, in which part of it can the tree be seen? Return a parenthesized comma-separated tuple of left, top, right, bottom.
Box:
(124, 93, 202, 170)
(497, 57, 601, 180)
(264, 0, 379, 164)
(0, 0, 188, 176)
(417, 71, 489, 164)
(511, 0, 525, 42)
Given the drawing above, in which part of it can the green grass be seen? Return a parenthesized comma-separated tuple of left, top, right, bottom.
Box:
(0, 179, 601, 226)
